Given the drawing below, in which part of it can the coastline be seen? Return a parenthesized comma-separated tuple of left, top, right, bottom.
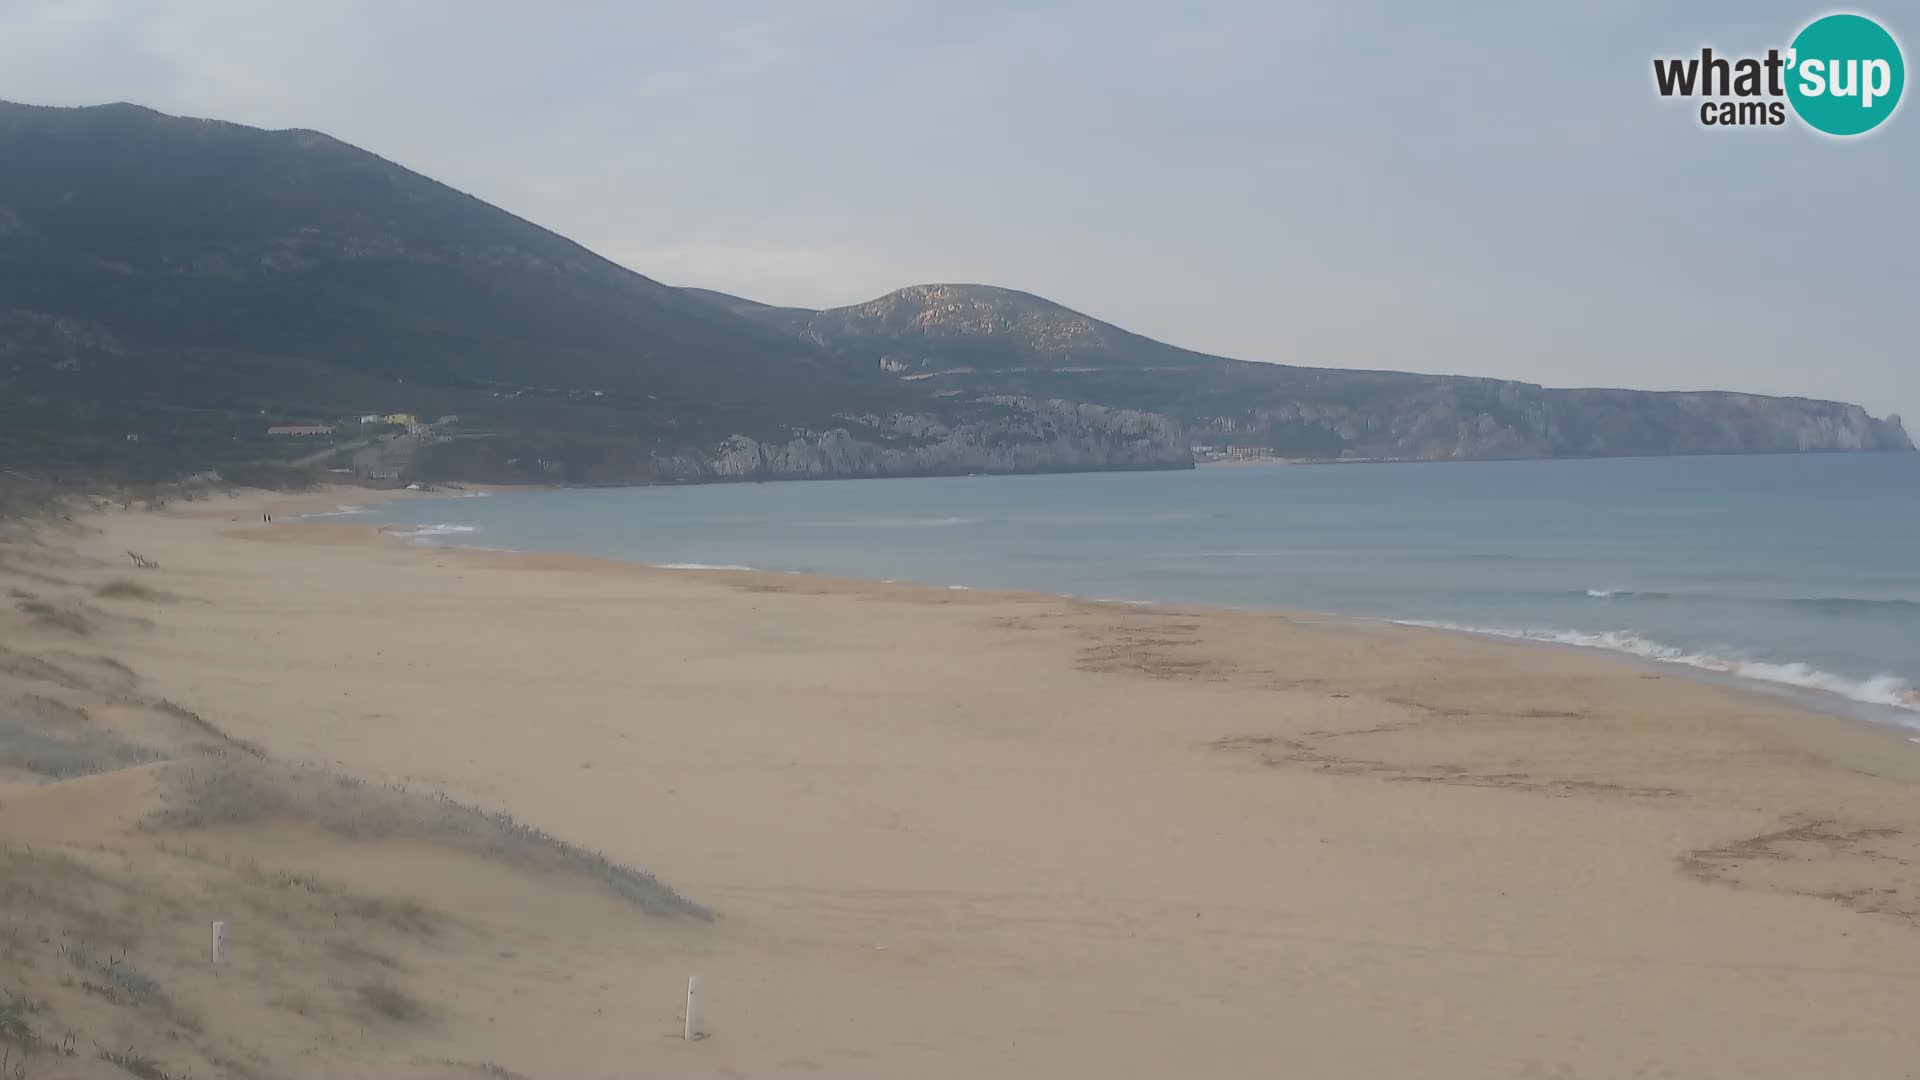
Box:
(7, 486, 1920, 1075)
(354, 480, 1920, 733)
(1385, 616, 1920, 734)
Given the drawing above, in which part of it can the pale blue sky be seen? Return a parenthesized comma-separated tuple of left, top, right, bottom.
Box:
(3, 2, 1914, 423)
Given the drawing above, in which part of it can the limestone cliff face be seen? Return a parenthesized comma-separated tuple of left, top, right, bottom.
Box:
(698, 284, 1913, 464)
(1539, 391, 1909, 456)
(649, 399, 1190, 481)
(1184, 383, 1912, 460)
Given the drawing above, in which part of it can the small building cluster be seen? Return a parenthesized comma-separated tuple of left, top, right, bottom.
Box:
(265, 412, 448, 438)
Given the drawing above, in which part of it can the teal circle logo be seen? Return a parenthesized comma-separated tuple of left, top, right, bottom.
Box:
(1787, 13, 1905, 135)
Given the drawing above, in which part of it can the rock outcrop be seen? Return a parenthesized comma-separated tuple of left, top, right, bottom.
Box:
(696, 284, 1913, 462)
(1183, 383, 1912, 460)
(649, 400, 1190, 481)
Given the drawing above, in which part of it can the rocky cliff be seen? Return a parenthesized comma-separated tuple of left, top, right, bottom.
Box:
(695, 284, 1913, 462)
(415, 399, 1190, 485)
(1182, 383, 1912, 461)
(661, 400, 1187, 480)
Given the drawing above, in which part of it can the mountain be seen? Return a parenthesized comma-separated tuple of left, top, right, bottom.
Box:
(0, 102, 1180, 482)
(691, 283, 1230, 372)
(692, 283, 1912, 460)
(0, 100, 874, 476)
(1, 100, 1904, 487)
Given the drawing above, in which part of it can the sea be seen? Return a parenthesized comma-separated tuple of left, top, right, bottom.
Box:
(349, 453, 1920, 729)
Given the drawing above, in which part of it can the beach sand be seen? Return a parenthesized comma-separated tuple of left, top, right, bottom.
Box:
(5, 486, 1920, 1077)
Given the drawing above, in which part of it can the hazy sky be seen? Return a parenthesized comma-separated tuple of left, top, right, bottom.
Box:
(4, 2, 1915, 422)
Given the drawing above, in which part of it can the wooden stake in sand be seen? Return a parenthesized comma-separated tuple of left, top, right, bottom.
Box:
(210, 920, 227, 965)
(684, 975, 700, 1041)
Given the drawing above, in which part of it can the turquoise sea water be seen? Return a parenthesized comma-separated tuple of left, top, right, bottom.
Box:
(353, 454, 1920, 728)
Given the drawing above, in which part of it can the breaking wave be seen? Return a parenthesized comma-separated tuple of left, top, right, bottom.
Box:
(1576, 588, 1919, 614)
(1150, 550, 1325, 560)
(1581, 587, 1673, 600)
(390, 523, 479, 541)
(805, 516, 981, 528)
(1392, 620, 1920, 715)
(652, 562, 755, 571)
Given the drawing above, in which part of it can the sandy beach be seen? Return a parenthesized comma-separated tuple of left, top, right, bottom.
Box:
(6, 486, 1920, 1078)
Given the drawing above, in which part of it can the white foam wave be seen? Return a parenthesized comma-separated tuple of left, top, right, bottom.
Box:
(392, 523, 479, 541)
(1393, 620, 1920, 715)
(805, 516, 980, 529)
(300, 504, 370, 518)
(1151, 550, 1319, 560)
(947, 584, 974, 591)
(1092, 598, 1158, 606)
(652, 562, 755, 571)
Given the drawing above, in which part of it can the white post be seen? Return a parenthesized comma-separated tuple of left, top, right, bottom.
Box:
(210, 920, 226, 965)
(684, 975, 700, 1041)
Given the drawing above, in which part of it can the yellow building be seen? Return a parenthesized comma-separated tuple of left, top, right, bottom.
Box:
(381, 412, 417, 427)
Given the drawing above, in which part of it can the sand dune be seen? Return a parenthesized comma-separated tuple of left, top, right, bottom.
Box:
(4, 487, 1920, 1077)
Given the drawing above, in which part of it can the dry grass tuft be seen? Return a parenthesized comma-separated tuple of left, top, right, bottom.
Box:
(0, 714, 164, 779)
(0, 990, 36, 1046)
(16, 598, 89, 636)
(0, 646, 96, 692)
(94, 580, 173, 603)
(233, 861, 448, 939)
(147, 699, 265, 759)
(343, 893, 444, 938)
(431, 1059, 530, 1079)
(147, 762, 711, 918)
(354, 981, 427, 1024)
(97, 1043, 177, 1080)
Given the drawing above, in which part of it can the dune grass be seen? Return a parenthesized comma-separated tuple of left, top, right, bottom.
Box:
(147, 698, 265, 759)
(147, 761, 712, 919)
(0, 714, 163, 779)
(97, 1044, 176, 1080)
(15, 598, 89, 636)
(354, 981, 427, 1024)
(0, 991, 34, 1046)
(95, 579, 173, 603)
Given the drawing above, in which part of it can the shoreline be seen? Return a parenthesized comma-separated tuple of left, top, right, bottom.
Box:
(173, 488, 1920, 789)
(10, 486, 1920, 1075)
(251, 494, 1920, 801)
(1386, 616, 1920, 733)
(335, 482, 1920, 735)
